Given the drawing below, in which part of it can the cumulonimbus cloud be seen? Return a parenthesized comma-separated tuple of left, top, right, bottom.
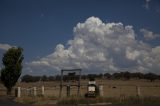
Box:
(140, 28, 160, 40)
(28, 16, 160, 74)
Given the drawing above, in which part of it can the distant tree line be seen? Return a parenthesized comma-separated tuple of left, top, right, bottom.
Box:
(105, 72, 160, 82)
(19, 72, 160, 83)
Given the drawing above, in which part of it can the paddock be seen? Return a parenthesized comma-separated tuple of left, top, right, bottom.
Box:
(0, 79, 160, 98)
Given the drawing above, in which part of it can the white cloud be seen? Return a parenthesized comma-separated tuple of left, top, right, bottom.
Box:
(126, 47, 140, 61)
(28, 16, 160, 74)
(140, 28, 160, 40)
(0, 44, 13, 51)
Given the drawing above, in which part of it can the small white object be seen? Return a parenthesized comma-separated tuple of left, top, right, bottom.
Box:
(33, 87, 37, 96)
(99, 85, 104, 96)
(88, 81, 96, 85)
(42, 86, 44, 96)
(17, 87, 21, 97)
(88, 86, 95, 92)
(137, 86, 141, 96)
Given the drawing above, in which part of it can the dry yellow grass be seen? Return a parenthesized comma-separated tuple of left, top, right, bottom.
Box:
(0, 79, 160, 98)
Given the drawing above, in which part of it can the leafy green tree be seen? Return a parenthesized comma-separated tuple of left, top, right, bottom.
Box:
(1, 47, 23, 95)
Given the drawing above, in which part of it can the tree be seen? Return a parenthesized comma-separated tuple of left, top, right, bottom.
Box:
(104, 73, 111, 79)
(1, 47, 23, 95)
(21, 75, 34, 82)
(41, 75, 47, 81)
(48, 76, 55, 81)
(112, 73, 121, 79)
(144, 73, 157, 82)
(123, 71, 131, 80)
(131, 72, 144, 79)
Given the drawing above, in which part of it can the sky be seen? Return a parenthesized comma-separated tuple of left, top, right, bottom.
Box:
(0, 0, 160, 75)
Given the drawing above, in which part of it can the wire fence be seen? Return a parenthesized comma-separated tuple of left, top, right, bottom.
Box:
(0, 84, 160, 98)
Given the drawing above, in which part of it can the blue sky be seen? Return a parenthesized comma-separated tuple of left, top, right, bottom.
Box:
(0, 0, 160, 75)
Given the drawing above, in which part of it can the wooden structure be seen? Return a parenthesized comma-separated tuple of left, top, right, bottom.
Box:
(59, 69, 82, 97)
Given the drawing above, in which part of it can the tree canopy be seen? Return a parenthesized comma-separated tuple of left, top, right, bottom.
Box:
(1, 47, 23, 95)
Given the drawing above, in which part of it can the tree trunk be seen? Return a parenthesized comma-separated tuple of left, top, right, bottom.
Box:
(7, 87, 12, 95)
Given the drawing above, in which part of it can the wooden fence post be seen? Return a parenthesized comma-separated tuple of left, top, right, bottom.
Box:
(42, 86, 44, 96)
(99, 85, 104, 96)
(17, 87, 21, 97)
(136, 86, 141, 97)
(67, 84, 70, 97)
(33, 87, 37, 96)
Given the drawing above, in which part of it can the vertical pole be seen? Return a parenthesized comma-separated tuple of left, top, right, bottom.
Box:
(67, 83, 70, 97)
(33, 87, 37, 96)
(77, 70, 81, 96)
(59, 70, 63, 98)
(136, 86, 141, 97)
(42, 86, 44, 96)
(99, 85, 104, 96)
(29, 88, 32, 96)
(17, 87, 21, 98)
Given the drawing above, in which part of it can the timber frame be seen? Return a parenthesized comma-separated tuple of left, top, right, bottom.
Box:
(59, 69, 82, 97)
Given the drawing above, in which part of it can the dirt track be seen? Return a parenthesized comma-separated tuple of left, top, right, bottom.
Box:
(0, 96, 31, 106)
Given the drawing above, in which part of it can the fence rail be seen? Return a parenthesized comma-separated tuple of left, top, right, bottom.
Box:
(0, 84, 160, 98)
(13, 85, 160, 98)
(14, 86, 45, 97)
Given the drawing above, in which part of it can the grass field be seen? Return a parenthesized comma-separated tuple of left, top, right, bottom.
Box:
(0, 79, 160, 105)
(0, 79, 160, 97)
